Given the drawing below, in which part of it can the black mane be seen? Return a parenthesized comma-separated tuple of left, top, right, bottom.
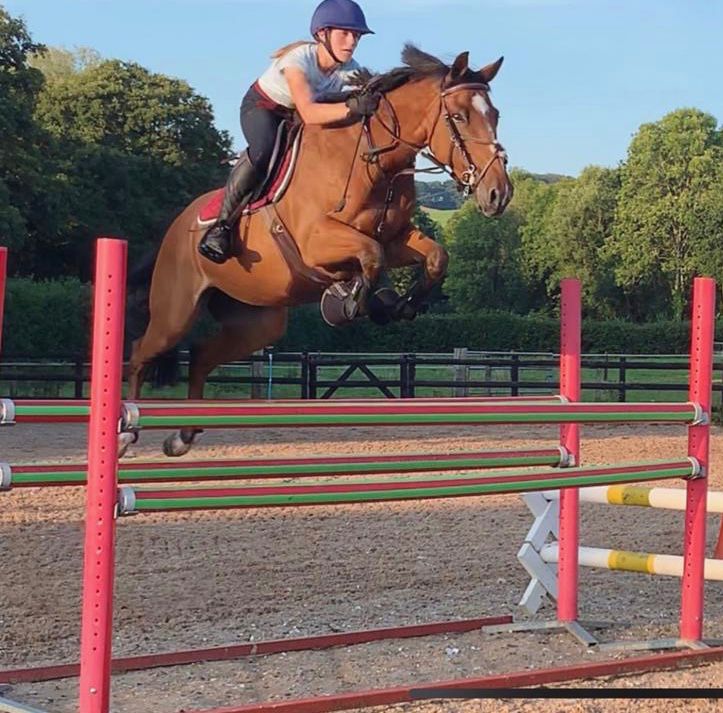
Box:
(353, 44, 483, 95)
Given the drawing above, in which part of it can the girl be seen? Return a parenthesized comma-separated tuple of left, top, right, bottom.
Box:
(199, 0, 378, 264)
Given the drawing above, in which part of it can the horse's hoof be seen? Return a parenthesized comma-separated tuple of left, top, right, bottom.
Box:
(162, 431, 201, 457)
(394, 300, 418, 321)
(118, 431, 138, 458)
(368, 287, 401, 325)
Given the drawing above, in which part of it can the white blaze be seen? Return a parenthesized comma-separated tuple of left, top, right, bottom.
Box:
(471, 92, 497, 142)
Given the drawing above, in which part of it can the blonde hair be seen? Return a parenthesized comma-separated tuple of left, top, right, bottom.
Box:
(270, 41, 315, 59)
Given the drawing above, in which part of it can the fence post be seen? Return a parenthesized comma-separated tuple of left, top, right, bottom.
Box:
(510, 353, 520, 397)
(618, 356, 627, 403)
(308, 354, 318, 400)
(400, 354, 411, 398)
(0, 247, 6, 354)
(74, 356, 84, 399)
(407, 353, 417, 398)
(300, 352, 309, 399)
(453, 347, 469, 397)
(250, 350, 264, 399)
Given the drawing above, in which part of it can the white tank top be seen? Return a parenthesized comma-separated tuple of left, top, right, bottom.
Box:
(257, 42, 360, 109)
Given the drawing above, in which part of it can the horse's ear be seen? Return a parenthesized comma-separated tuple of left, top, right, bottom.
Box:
(479, 56, 504, 84)
(445, 51, 469, 84)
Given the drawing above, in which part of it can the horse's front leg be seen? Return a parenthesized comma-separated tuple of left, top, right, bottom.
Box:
(305, 217, 385, 326)
(385, 226, 449, 320)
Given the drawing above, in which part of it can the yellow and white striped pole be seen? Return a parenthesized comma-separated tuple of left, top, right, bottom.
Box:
(544, 485, 723, 514)
(541, 543, 723, 580)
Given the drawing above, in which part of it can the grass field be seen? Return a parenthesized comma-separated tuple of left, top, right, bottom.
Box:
(3, 359, 717, 408)
(420, 206, 457, 228)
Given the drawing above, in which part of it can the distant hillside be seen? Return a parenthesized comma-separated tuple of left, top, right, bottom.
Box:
(523, 173, 570, 184)
(415, 181, 463, 210)
(415, 173, 569, 209)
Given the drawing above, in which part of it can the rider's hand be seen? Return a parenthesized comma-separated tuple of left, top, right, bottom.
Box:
(345, 91, 381, 118)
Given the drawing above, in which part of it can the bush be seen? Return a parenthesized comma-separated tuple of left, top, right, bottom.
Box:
(0, 280, 706, 357)
(3, 278, 90, 356)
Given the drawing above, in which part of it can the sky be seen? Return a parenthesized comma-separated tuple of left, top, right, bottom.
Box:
(5, 0, 723, 177)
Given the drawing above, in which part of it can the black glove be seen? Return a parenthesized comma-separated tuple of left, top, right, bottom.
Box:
(345, 91, 381, 118)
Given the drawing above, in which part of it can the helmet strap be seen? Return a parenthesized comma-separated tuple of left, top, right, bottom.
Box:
(319, 29, 343, 66)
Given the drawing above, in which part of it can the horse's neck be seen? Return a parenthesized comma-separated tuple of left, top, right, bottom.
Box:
(372, 78, 439, 173)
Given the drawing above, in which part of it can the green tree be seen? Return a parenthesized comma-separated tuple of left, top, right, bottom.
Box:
(24, 55, 233, 276)
(35, 59, 231, 166)
(442, 200, 528, 313)
(29, 45, 101, 82)
(544, 166, 622, 318)
(605, 109, 723, 319)
(508, 169, 559, 312)
(0, 7, 47, 262)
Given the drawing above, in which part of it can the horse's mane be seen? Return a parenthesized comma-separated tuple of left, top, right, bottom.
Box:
(352, 44, 481, 94)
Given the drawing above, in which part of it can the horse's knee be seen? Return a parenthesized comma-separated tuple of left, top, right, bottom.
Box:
(361, 242, 385, 280)
(426, 245, 449, 281)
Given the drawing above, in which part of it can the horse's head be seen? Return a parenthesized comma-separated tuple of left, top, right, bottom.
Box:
(426, 52, 512, 217)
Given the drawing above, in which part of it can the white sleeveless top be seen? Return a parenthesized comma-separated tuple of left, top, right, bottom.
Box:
(257, 42, 360, 109)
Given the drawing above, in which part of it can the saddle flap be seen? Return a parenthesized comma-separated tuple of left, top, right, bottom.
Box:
(197, 123, 303, 226)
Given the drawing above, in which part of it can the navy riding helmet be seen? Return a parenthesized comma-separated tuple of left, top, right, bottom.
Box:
(310, 0, 374, 36)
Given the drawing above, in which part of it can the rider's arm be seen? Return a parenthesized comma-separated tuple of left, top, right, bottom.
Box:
(284, 67, 351, 125)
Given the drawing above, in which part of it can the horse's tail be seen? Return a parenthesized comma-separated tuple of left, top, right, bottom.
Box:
(126, 246, 181, 388)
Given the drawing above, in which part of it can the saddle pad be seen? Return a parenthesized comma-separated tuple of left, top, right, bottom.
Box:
(197, 130, 302, 225)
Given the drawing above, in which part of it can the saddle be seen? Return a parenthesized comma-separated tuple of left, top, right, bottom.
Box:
(197, 120, 303, 226)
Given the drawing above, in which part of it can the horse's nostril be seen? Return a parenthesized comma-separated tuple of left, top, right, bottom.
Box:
(490, 189, 498, 205)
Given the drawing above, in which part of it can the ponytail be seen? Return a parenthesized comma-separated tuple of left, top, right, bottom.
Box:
(271, 40, 315, 59)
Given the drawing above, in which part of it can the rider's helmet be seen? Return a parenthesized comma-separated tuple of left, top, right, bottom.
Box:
(310, 0, 374, 37)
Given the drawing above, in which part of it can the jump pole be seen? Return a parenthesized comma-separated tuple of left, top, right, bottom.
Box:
(78, 238, 127, 713)
(680, 276, 715, 641)
(557, 278, 581, 624)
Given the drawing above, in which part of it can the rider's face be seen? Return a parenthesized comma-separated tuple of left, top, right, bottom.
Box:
(327, 28, 360, 63)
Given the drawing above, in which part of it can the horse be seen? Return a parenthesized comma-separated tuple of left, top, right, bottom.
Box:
(125, 45, 513, 456)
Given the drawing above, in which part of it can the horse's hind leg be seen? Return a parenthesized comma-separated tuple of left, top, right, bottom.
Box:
(121, 279, 204, 455)
(162, 299, 288, 457)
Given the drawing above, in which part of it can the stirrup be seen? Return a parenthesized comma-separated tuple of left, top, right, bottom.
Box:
(198, 223, 231, 264)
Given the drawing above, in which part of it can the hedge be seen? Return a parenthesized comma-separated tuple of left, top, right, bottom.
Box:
(0, 279, 702, 358)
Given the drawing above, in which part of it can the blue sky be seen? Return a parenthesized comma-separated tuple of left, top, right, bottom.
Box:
(5, 0, 722, 176)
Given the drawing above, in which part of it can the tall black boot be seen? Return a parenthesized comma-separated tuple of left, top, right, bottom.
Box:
(198, 152, 259, 264)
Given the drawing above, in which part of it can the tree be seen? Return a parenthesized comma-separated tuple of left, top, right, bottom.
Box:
(0, 7, 47, 263)
(29, 45, 101, 82)
(605, 109, 723, 319)
(35, 59, 231, 167)
(543, 166, 622, 318)
(508, 170, 559, 312)
(442, 200, 528, 313)
(25, 54, 233, 276)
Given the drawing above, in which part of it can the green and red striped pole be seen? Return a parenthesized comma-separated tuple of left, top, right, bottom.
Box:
(5, 447, 568, 488)
(117, 460, 698, 514)
(558, 278, 581, 624)
(78, 239, 126, 713)
(680, 277, 715, 641)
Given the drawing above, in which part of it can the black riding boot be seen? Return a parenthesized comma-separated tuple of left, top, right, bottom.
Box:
(198, 152, 259, 264)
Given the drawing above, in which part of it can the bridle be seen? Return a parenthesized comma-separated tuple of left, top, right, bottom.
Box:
(435, 82, 508, 197)
(362, 80, 508, 198)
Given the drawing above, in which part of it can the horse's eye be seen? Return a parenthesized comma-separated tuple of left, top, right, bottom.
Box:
(451, 112, 466, 123)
